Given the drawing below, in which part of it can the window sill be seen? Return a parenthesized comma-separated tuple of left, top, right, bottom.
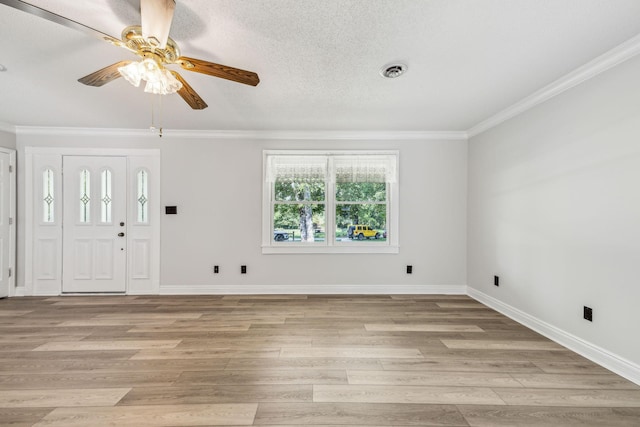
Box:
(262, 245, 399, 254)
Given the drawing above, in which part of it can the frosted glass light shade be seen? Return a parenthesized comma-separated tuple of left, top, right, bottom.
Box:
(118, 61, 143, 87)
(118, 58, 182, 95)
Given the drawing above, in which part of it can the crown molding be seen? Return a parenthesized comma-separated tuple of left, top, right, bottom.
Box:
(15, 126, 161, 138)
(15, 126, 468, 141)
(0, 122, 16, 133)
(467, 33, 640, 138)
(162, 129, 468, 141)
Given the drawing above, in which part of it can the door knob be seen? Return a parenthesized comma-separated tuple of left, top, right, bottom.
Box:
(118, 232, 125, 237)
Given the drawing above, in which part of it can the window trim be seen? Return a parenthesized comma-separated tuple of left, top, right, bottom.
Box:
(262, 150, 399, 254)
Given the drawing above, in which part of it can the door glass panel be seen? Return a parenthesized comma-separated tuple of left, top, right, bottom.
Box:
(79, 169, 91, 223)
(101, 169, 112, 223)
(137, 170, 148, 223)
(42, 168, 54, 223)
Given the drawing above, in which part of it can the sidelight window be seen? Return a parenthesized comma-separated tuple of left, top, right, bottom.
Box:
(100, 169, 112, 223)
(79, 169, 91, 223)
(42, 168, 55, 223)
(137, 170, 149, 223)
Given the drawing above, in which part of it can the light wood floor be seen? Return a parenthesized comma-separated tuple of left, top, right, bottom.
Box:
(0, 295, 639, 426)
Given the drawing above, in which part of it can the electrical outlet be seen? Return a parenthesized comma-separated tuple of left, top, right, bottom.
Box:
(213, 266, 219, 274)
(241, 265, 247, 274)
(494, 275, 499, 287)
(406, 265, 413, 274)
(583, 306, 593, 322)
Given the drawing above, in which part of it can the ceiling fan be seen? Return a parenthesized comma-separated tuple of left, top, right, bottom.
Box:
(1, 0, 260, 110)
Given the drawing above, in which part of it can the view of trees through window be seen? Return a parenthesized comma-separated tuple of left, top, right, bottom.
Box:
(273, 179, 387, 243)
(274, 179, 326, 242)
(335, 182, 386, 241)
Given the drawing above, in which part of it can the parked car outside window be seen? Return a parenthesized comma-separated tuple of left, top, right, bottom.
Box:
(349, 224, 381, 240)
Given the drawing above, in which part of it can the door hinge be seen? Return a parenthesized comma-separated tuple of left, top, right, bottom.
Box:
(8, 268, 11, 278)
(8, 165, 12, 173)
(8, 217, 13, 225)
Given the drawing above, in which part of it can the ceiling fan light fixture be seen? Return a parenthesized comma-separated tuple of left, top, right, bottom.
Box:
(118, 58, 182, 95)
(118, 61, 143, 87)
(144, 68, 182, 95)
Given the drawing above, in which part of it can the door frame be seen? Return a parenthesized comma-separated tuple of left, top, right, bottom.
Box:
(24, 147, 160, 296)
(0, 147, 16, 297)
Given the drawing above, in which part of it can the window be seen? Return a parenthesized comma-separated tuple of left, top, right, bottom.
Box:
(263, 150, 398, 254)
(42, 168, 55, 223)
(136, 169, 149, 223)
(79, 169, 91, 223)
(100, 169, 112, 223)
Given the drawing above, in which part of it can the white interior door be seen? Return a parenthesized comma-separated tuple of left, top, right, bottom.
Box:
(63, 156, 127, 293)
(0, 151, 10, 298)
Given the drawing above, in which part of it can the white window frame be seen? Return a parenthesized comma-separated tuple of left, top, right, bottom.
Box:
(262, 150, 399, 254)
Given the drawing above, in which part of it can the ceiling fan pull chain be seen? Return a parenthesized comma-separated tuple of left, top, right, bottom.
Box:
(158, 95, 163, 138)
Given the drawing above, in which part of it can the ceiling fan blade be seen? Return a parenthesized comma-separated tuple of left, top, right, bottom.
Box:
(78, 61, 132, 87)
(177, 57, 260, 87)
(171, 72, 208, 110)
(141, 0, 175, 49)
(0, 0, 123, 46)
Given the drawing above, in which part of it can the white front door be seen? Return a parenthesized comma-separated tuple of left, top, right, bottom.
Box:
(62, 156, 127, 293)
(0, 151, 10, 298)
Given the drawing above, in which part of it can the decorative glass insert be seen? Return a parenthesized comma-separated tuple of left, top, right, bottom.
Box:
(42, 168, 55, 223)
(100, 169, 112, 223)
(137, 170, 149, 223)
(79, 169, 91, 223)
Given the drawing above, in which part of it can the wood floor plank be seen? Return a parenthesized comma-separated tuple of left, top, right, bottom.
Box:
(131, 348, 281, 360)
(280, 347, 423, 359)
(176, 369, 348, 385)
(33, 403, 258, 426)
(0, 310, 33, 317)
(533, 360, 614, 375)
(458, 405, 640, 427)
(32, 340, 181, 351)
(0, 407, 53, 426)
(226, 357, 383, 371)
(313, 384, 505, 405)
(365, 324, 485, 332)
(347, 370, 522, 387)
(0, 371, 180, 389)
(380, 358, 543, 373)
(510, 373, 640, 389)
(94, 313, 203, 319)
(494, 388, 640, 407)
(254, 402, 467, 426)
(0, 388, 130, 407)
(441, 339, 567, 351)
(119, 384, 312, 405)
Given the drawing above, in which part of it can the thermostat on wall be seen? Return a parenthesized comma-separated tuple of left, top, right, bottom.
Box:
(165, 206, 177, 214)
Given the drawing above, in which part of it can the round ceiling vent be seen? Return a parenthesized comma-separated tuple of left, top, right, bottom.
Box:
(380, 63, 407, 78)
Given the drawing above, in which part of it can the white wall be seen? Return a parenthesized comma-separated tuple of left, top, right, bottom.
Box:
(0, 130, 16, 149)
(468, 54, 640, 369)
(17, 133, 467, 293)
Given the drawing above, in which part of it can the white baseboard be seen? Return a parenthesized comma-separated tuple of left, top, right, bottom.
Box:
(468, 287, 640, 386)
(160, 283, 467, 295)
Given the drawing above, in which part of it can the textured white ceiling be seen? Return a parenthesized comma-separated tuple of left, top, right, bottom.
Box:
(1, 0, 640, 132)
